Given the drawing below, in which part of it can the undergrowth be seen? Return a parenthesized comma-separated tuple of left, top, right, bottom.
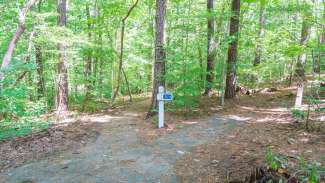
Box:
(266, 148, 325, 183)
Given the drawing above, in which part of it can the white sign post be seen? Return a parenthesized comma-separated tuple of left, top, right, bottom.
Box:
(157, 86, 173, 128)
(158, 86, 164, 128)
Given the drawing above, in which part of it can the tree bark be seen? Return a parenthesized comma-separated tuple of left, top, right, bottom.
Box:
(198, 46, 204, 88)
(294, 15, 311, 109)
(225, 0, 241, 99)
(56, 0, 69, 113)
(111, 0, 139, 104)
(0, 0, 38, 92)
(253, 0, 266, 66)
(204, 0, 216, 96)
(35, 44, 45, 98)
(146, 0, 167, 119)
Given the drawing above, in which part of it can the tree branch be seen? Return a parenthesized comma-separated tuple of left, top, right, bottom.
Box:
(0, 0, 38, 91)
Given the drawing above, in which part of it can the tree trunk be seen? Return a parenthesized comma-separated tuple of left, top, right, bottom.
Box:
(111, 0, 139, 104)
(122, 68, 132, 102)
(204, 0, 216, 96)
(294, 15, 311, 109)
(98, 33, 104, 97)
(56, 0, 69, 113)
(198, 46, 204, 89)
(35, 1, 45, 99)
(0, 0, 38, 92)
(82, 4, 93, 111)
(253, 0, 266, 66)
(35, 44, 45, 99)
(314, 0, 325, 74)
(225, 0, 241, 99)
(288, 58, 295, 87)
(146, 0, 167, 119)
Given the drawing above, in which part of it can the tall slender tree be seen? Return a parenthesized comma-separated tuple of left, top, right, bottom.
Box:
(204, 0, 216, 96)
(82, 3, 93, 111)
(35, 0, 45, 99)
(146, 0, 167, 118)
(314, 0, 325, 73)
(111, 0, 139, 104)
(35, 44, 44, 98)
(225, 0, 241, 99)
(294, 11, 311, 108)
(253, 0, 266, 66)
(56, 0, 69, 113)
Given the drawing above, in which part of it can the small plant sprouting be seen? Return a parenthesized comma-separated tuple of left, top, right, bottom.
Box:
(265, 147, 287, 171)
(291, 108, 305, 121)
(298, 156, 322, 183)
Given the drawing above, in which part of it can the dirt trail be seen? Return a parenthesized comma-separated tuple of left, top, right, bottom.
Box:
(0, 111, 240, 183)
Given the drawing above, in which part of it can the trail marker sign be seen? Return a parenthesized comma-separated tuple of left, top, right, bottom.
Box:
(162, 92, 173, 101)
(157, 86, 173, 128)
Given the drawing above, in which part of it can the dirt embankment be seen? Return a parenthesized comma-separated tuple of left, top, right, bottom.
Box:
(0, 121, 100, 172)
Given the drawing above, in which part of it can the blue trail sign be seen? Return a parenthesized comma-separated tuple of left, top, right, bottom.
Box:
(162, 92, 173, 101)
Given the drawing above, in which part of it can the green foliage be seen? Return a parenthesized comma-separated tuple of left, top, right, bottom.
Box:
(0, 82, 49, 140)
(298, 156, 324, 183)
(0, 118, 49, 141)
(291, 108, 305, 120)
(265, 150, 324, 182)
(0, 0, 324, 139)
(265, 147, 288, 170)
(283, 44, 304, 57)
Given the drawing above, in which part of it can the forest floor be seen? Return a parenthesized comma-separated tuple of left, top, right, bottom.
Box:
(0, 86, 324, 182)
(176, 87, 325, 182)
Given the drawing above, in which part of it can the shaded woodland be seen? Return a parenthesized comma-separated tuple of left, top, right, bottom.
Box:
(0, 0, 325, 182)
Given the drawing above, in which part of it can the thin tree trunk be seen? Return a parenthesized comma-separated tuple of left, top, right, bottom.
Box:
(204, 0, 216, 96)
(93, 57, 98, 86)
(82, 4, 93, 111)
(56, 0, 69, 113)
(98, 58, 104, 95)
(111, 0, 139, 104)
(148, 1, 155, 94)
(35, 44, 45, 98)
(225, 0, 241, 99)
(214, 2, 226, 105)
(253, 0, 266, 66)
(198, 46, 204, 88)
(0, 0, 38, 92)
(314, 0, 325, 74)
(294, 16, 311, 109)
(35, 1, 45, 99)
(122, 68, 132, 101)
(288, 58, 295, 87)
(98, 33, 104, 97)
(146, 0, 167, 119)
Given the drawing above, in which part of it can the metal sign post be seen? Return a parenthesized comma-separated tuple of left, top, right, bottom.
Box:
(157, 86, 173, 128)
